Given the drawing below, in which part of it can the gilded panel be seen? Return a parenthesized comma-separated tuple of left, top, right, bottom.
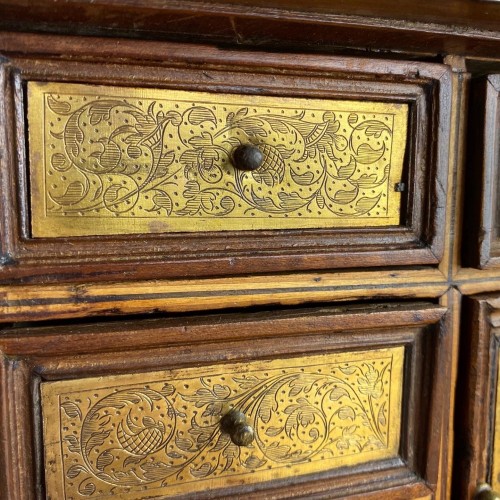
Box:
(42, 347, 404, 498)
(28, 82, 408, 236)
(492, 352, 500, 489)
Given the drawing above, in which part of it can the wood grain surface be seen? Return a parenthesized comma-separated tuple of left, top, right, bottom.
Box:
(2, 0, 500, 58)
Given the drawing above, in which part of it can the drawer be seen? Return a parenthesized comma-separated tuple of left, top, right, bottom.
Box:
(463, 75, 500, 269)
(42, 348, 404, 498)
(28, 82, 407, 237)
(454, 294, 500, 498)
(0, 35, 451, 283)
(0, 302, 450, 498)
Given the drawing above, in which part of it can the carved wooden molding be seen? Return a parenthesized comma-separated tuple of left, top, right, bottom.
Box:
(454, 294, 500, 498)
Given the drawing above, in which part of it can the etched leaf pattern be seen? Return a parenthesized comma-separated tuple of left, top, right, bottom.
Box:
(42, 87, 397, 222)
(52, 354, 397, 498)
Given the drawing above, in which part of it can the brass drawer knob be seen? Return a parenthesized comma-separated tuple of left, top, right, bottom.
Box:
(220, 408, 255, 446)
(476, 484, 500, 500)
(231, 144, 263, 171)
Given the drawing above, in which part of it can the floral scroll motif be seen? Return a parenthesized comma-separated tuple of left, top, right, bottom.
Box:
(43, 349, 403, 498)
(31, 83, 407, 235)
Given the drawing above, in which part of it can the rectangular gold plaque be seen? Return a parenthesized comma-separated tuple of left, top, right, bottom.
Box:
(28, 82, 408, 236)
(491, 355, 500, 489)
(42, 347, 404, 499)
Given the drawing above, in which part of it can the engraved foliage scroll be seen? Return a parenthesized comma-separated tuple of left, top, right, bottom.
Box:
(28, 82, 408, 236)
(41, 348, 404, 499)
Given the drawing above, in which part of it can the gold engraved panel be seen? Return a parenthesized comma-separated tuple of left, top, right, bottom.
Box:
(28, 82, 408, 236)
(41, 347, 404, 498)
(491, 353, 500, 490)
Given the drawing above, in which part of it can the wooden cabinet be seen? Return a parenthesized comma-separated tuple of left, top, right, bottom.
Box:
(2, 2, 500, 499)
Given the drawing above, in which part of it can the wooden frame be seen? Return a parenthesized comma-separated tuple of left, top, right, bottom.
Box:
(0, 33, 451, 284)
(1, 2, 500, 59)
(453, 294, 500, 498)
(0, 301, 450, 498)
(463, 75, 500, 269)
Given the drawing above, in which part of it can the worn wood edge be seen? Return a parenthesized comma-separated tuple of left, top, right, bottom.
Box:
(444, 57, 470, 280)
(454, 268, 500, 294)
(0, 31, 451, 78)
(416, 290, 453, 495)
(0, 358, 37, 500)
(0, 57, 17, 264)
(478, 77, 500, 268)
(6, 0, 500, 35)
(0, 269, 448, 322)
(0, 249, 441, 285)
(437, 60, 458, 280)
(438, 288, 461, 499)
(460, 75, 500, 269)
(216, 465, 431, 499)
(0, 301, 447, 357)
(452, 296, 496, 498)
(426, 64, 452, 264)
(1, 3, 500, 58)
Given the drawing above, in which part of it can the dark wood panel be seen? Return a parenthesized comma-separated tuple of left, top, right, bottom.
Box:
(1, 1, 500, 58)
(0, 301, 450, 498)
(453, 294, 500, 498)
(0, 33, 451, 284)
(462, 75, 500, 269)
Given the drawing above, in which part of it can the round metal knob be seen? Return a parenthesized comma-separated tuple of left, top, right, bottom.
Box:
(231, 144, 263, 171)
(476, 484, 500, 500)
(220, 409, 255, 446)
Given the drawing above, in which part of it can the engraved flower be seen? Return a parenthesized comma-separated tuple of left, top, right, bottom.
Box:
(180, 132, 223, 183)
(117, 412, 167, 457)
(336, 425, 363, 451)
(302, 111, 348, 161)
(357, 365, 383, 399)
(297, 408, 316, 428)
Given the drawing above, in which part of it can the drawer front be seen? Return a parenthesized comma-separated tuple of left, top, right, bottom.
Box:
(493, 354, 500, 492)
(0, 37, 451, 283)
(462, 75, 500, 268)
(0, 302, 449, 498)
(42, 348, 404, 498)
(29, 82, 407, 236)
(454, 295, 500, 498)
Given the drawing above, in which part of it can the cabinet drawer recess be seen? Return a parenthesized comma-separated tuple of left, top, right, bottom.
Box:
(42, 347, 404, 498)
(28, 82, 408, 237)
